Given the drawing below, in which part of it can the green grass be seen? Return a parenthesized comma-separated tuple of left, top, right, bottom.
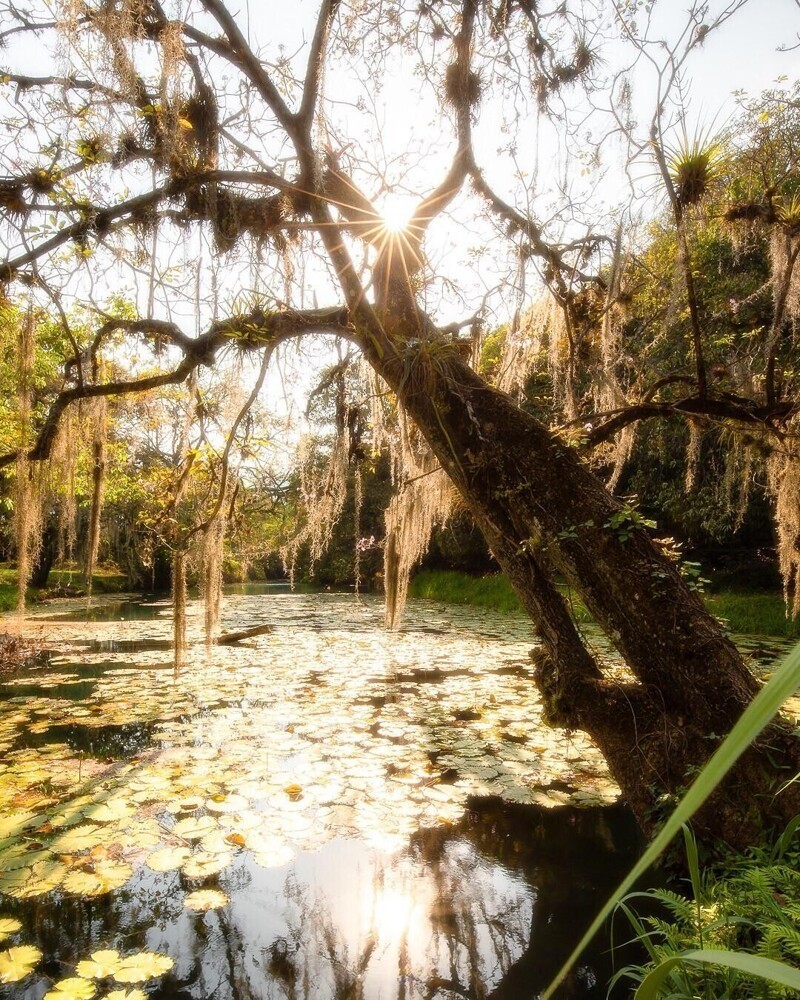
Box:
(409, 569, 524, 613)
(0, 564, 130, 613)
(705, 592, 800, 639)
(409, 569, 799, 638)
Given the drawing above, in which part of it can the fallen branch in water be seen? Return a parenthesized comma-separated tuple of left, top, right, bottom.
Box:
(216, 624, 274, 645)
(0, 633, 47, 673)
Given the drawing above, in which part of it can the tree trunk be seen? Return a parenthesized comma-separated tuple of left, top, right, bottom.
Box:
(363, 327, 800, 847)
(30, 517, 57, 589)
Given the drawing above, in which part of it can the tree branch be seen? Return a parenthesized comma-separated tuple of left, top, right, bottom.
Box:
(0, 305, 353, 470)
(298, 0, 341, 131)
(583, 396, 796, 447)
(198, 0, 302, 143)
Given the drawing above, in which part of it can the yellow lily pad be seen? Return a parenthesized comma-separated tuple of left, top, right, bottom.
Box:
(0, 944, 42, 983)
(43, 977, 97, 999)
(172, 815, 216, 841)
(181, 850, 232, 879)
(63, 860, 132, 897)
(0, 867, 31, 895)
(184, 888, 229, 911)
(85, 800, 136, 825)
(0, 917, 21, 943)
(16, 859, 68, 898)
(113, 951, 174, 983)
(51, 824, 105, 853)
(145, 845, 191, 872)
(76, 949, 123, 979)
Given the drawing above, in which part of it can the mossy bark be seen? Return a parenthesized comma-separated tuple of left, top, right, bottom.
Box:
(363, 328, 800, 847)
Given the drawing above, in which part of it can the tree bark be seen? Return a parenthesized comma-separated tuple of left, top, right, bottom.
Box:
(360, 323, 800, 848)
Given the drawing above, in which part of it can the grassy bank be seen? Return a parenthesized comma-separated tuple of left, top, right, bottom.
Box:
(0, 564, 130, 614)
(409, 569, 800, 639)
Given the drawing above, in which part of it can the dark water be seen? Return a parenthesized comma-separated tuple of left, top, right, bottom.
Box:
(36, 596, 168, 622)
(2, 799, 644, 999)
(12, 590, 777, 999)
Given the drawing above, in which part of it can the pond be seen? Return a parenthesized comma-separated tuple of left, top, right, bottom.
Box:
(0, 591, 792, 999)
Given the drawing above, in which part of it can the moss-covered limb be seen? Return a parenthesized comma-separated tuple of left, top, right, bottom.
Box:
(0, 306, 354, 473)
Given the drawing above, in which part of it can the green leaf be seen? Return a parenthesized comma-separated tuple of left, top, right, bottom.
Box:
(634, 948, 800, 998)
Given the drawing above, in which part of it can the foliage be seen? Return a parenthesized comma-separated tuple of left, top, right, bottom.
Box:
(541, 637, 800, 997)
(410, 569, 524, 613)
(612, 823, 800, 998)
(706, 592, 800, 640)
(410, 569, 800, 639)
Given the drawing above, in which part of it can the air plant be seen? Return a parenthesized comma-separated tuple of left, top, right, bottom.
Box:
(667, 130, 726, 208)
(775, 191, 800, 231)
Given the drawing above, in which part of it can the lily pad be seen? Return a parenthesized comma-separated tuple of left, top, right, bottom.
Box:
(145, 845, 191, 872)
(76, 950, 123, 979)
(113, 952, 174, 983)
(184, 888, 229, 911)
(44, 977, 98, 1000)
(0, 917, 21, 943)
(0, 944, 42, 983)
(181, 850, 232, 879)
(172, 815, 217, 841)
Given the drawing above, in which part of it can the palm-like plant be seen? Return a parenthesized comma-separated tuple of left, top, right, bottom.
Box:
(668, 132, 726, 208)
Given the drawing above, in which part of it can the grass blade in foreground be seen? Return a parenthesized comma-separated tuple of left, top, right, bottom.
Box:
(541, 640, 800, 999)
(633, 949, 800, 998)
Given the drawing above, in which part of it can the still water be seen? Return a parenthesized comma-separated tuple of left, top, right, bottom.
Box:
(0, 591, 788, 999)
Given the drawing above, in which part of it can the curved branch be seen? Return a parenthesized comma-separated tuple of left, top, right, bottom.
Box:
(3, 73, 120, 99)
(583, 396, 797, 447)
(298, 0, 341, 131)
(198, 0, 301, 143)
(1, 186, 171, 281)
(0, 305, 353, 470)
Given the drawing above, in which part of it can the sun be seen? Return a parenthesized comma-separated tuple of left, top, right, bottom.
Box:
(380, 194, 413, 233)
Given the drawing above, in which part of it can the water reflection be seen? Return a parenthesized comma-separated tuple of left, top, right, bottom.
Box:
(3, 590, 787, 1000)
(6, 800, 641, 999)
(35, 597, 168, 623)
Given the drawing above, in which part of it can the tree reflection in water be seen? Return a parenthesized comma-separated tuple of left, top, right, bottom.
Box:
(8, 799, 645, 1000)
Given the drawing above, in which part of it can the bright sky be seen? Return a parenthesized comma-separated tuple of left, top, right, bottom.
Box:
(1, 0, 799, 453)
(3, 0, 798, 316)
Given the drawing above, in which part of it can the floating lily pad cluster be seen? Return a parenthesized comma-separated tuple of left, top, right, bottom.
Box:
(0, 921, 170, 998)
(41, 948, 172, 999)
(1, 592, 792, 993)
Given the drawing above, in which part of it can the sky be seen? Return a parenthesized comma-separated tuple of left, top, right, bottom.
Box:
(4, 0, 799, 317)
(1, 0, 799, 454)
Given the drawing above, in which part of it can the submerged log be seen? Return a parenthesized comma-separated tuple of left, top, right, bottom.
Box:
(217, 624, 274, 645)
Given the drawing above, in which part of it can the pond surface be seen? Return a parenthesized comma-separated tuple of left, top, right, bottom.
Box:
(0, 592, 793, 999)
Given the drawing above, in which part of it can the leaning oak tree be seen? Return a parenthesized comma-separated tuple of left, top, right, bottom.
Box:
(1, 0, 798, 846)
